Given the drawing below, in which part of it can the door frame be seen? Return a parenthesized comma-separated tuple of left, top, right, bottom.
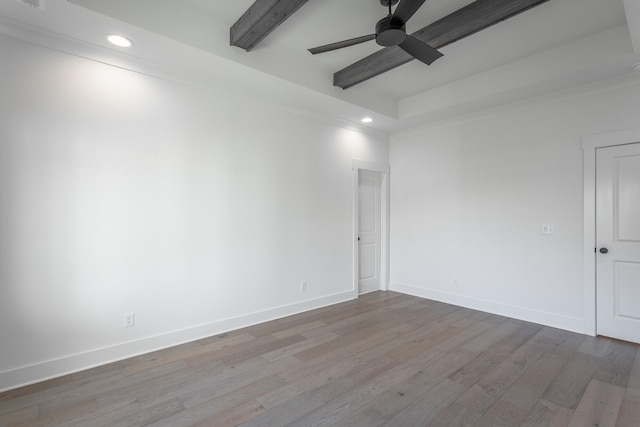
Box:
(582, 127, 640, 336)
(352, 160, 390, 299)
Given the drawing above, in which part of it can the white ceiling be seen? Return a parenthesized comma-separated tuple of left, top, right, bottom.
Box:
(1, 0, 640, 133)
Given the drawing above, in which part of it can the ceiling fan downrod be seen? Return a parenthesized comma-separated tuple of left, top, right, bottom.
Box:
(382, 0, 399, 15)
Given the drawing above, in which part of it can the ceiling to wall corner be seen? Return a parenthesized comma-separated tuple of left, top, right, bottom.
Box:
(1, 0, 639, 132)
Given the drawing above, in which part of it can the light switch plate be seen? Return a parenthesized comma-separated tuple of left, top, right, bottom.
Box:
(542, 224, 554, 235)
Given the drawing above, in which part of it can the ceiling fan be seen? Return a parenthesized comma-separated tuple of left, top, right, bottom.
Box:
(308, 0, 443, 66)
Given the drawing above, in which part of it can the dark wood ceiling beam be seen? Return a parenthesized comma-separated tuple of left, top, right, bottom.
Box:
(231, 0, 310, 51)
(334, 0, 550, 89)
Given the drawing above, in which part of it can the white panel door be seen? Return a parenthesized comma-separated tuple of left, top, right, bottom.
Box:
(358, 170, 381, 294)
(596, 143, 640, 343)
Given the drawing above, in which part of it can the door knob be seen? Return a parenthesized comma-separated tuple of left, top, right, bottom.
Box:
(599, 247, 609, 254)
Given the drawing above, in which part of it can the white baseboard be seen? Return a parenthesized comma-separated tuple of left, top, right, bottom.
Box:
(0, 291, 354, 393)
(390, 282, 585, 334)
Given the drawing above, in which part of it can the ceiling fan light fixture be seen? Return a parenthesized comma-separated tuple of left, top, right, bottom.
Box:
(375, 16, 406, 47)
(106, 34, 133, 48)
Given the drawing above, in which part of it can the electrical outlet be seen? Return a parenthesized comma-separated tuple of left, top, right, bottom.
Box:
(542, 224, 554, 235)
(300, 281, 307, 292)
(124, 312, 135, 328)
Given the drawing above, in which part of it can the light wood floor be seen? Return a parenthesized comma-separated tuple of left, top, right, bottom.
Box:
(1, 291, 639, 426)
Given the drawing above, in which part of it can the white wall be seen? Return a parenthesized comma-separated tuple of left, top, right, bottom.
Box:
(0, 35, 388, 391)
(390, 76, 640, 333)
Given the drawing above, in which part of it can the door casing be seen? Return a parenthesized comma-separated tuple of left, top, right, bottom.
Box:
(358, 169, 382, 294)
(352, 160, 390, 299)
(595, 143, 640, 342)
(582, 127, 640, 336)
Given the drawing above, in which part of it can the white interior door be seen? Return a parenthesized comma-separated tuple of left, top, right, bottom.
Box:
(596, 143, 640, 343)
(358, 170, 381, 294)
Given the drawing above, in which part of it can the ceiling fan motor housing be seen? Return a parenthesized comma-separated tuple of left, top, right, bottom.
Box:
(375, 15, 406, 46)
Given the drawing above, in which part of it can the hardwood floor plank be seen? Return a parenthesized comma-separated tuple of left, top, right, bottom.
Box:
(0, 404, 38, 427)
(271, 320, 327, 339)
(287, 335, 469, 425)
(406, 305, 470, 328)
(15, 398, 97, 427)
(310, 355, 399, 404)
(76, 400, 141, 427)
(615, 393, 640, 427)
(145, 375, 283, 426)
(577, 335, 611, 357)
(460, 319, 523, 353)
(185, 373, 283, 413)
(93, 360, 204, 409)
(537, 327, 586, 357)
(501, 352, 567, 411)
(338, 407, 389, 427)
(352, 332, 489, 422)
(121, 333, 255, 375)
(262, 331, 339, 362)
(277, 293, 407, 330)
(472, 348, 568, 426)
(257, 356, 369, 410)
(2, 291, 640, 426)
(384, 379, 467, 426)
(220, 334, 307, 365)
(322, 297, 427, 334)
(240, 392, 325, 427)
(193, 399, 266, 427)
(261, 323, 419, 407)
(473, 399, 529, 427)
(481, 313, 511, 325)
(543, 350, 601, 409)
(384, 320, 487, 363)
(22, 360, 185, 421)
(178, 355, 302, 409)
(0, 376, 73, 405)
(448, 322, 543, 386)
(292, 321, 415, 364)
(520, 398, 574, 427)
(109, 397, 185, 427)
(233, 318, 304, 338)
(0, 372, 115, 416)
(450, 310, 494, 329)
(70, 360, 124, 382)
(125, 363, 227, 410)
(260, 321, 424, 406)
(567, 379, 625, 427)
(452, 329, 558, 424)
(423, 402, 470, 427)
(283, 381, 388, 426)
(627, 347, 640, 391)
(593, 339, 638, 388)
(352, 374, 432, 422)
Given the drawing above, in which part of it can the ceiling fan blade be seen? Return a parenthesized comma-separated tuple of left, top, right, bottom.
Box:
(399, 35, 443, 65)
(308, 34, 376, 54)
(393, 0, 426, 24)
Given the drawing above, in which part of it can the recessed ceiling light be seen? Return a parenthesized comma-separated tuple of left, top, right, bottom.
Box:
(361, 117, 373, 123)
(106, 34, 133, 48)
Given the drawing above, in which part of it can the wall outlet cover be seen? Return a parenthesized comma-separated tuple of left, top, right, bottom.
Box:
(542, 224, 554, 235)
(124, 313, 135, 328)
